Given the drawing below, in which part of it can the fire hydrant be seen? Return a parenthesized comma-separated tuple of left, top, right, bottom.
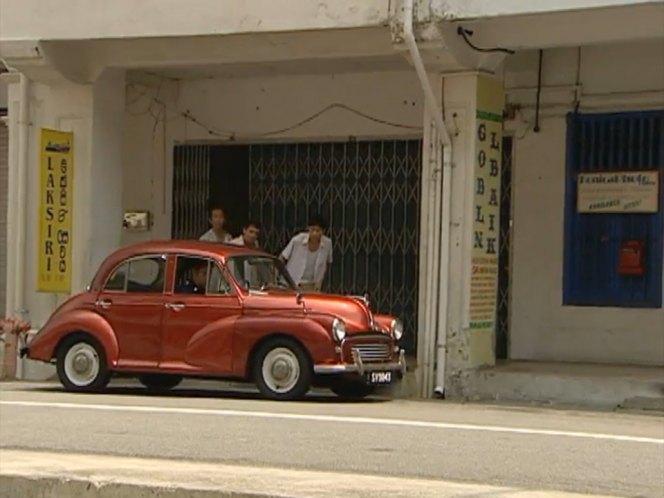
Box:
(0, 318, 31, 379)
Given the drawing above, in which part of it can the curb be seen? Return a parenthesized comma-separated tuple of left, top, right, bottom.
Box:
(0, 475, 270, 498)
(1, 449, 618, 498)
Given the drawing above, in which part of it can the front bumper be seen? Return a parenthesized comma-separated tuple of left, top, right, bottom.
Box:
(314, 349, 406, 376)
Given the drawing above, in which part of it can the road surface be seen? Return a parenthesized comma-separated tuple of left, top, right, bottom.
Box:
(0, 380, 663, 497)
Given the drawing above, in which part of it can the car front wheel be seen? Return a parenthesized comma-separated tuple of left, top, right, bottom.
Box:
(56, 335, 111, 392)
(253, 338, 312, 401)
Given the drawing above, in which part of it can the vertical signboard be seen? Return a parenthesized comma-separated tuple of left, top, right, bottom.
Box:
(38, 129, 74, 293)
(468, 77, 503, 331)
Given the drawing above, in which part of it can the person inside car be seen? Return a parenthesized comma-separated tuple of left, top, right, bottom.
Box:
(176, 259, 207, 294)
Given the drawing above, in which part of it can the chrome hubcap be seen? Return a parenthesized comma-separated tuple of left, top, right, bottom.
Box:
(73, 354, 91, 373)
(261, 348, 300, 394)
(64, 343, 100, 387)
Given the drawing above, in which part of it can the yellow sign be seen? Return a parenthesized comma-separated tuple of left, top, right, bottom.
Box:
(577, 171, 659, 213)
(38, 129, 74, 293)
(469, 76, 504, 331)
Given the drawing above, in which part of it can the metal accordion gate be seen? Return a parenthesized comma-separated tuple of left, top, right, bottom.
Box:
(172, 140, 423, 353)
(171, 145, 211, 240)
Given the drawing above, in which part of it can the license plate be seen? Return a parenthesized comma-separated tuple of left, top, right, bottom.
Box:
(367, 371, 392, 385)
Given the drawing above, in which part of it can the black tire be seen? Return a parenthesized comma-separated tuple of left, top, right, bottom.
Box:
(331, 378, 375, 400)
(56, 335, 111, 392)
(138, 374, 183, 392)
(253, 337, 312, 401)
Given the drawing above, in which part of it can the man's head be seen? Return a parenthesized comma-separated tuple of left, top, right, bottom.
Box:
(209, 206, 226, 232)
(307, 214, 327, 243)
(242, 220, 261, 246)
(190, 260, 208, 289)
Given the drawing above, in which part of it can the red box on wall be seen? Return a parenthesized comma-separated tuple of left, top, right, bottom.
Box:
(618, 240, 645, 276)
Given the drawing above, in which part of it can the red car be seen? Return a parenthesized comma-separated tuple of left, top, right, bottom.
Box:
(23, 241, 406, 400)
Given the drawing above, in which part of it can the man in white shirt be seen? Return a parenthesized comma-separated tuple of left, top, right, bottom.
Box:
(280, 215, 333, 292)
(229, 220, 261, 248)
(199, 206, 232, 243)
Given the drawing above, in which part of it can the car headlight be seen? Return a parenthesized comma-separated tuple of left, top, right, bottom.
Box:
(390, 319, 404, 341)
(332, 318, 346, 342)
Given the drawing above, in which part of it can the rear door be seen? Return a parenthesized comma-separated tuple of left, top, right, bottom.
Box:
(95, 254, 168, 370)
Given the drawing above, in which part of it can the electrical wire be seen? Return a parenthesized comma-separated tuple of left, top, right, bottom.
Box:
(457, 27, 515, 55)
(126, 83, 423, 140)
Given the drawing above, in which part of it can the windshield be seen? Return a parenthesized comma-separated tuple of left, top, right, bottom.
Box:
(226, 255, 296, 292)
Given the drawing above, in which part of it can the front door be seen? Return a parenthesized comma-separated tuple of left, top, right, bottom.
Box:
(160, 255, 241, 374)
(96, 254, 167, 370)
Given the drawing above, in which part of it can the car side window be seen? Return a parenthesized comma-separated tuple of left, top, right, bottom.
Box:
(208, 263, 232, 295)
(127, 257, 166, 293)
(104, 256, 165, 293)
(104, 263, 128, 292)
(174, 256, 232, 296)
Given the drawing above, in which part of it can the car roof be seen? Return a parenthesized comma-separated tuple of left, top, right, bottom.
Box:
(116, 240, 265, 259)
(89, 240, 269, 291)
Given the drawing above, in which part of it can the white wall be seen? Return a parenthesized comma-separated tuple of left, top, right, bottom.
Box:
(4, 74, 125, 327)
(443, 0, 659, 18)
(507, 40, 664, 366)
(0, 0, 390, 41)
(122, 70, 425, 245)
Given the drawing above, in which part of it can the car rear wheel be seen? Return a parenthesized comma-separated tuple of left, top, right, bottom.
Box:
(56, 335, 111, 392)
(253, 338, 312, 401)
(138, 374, 182, 392)
(331, 379, 375, 400)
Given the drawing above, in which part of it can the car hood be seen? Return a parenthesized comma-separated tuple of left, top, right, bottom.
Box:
(301, 293, 378, 333)
(243, 291, 380, 334)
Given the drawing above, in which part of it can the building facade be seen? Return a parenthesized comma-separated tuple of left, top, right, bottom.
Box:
(1, 0, 663, 394)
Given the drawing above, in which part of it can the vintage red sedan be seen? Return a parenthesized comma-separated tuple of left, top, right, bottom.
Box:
(22, 241, 406, 400)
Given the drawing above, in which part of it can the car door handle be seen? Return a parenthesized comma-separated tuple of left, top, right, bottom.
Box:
(95, 299, 112, 309)
(165, 303, 186, 311)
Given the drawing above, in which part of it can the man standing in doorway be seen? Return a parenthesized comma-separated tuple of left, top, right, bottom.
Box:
(280, 215, 333, 292)
(230, 220, 261, 248)
(199, 205, 232, 243)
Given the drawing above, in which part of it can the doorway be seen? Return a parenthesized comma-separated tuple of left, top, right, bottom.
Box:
(172, 139, 424, 353)
(496, 135, 513, 360)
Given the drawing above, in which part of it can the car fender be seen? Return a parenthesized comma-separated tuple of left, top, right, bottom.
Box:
(231, 315, 336, 377)
(28, 310, 119, 367)
(184, 315, 241, 372)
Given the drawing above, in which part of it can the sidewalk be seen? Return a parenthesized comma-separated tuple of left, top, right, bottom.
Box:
(0, 449, 617, 498)
(7, 358, 664, 411)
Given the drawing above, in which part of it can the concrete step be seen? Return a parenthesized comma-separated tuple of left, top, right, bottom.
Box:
(467, 361, 664, 411)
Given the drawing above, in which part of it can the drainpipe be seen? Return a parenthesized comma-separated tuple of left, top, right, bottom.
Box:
(403, 0, 453, 397)
(14, 74, 30, 379)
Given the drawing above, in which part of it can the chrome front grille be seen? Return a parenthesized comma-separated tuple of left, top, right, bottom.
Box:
(352, 343, 391, 362)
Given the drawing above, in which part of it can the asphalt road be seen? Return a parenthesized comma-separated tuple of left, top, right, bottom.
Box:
(1, 380, 663, 497)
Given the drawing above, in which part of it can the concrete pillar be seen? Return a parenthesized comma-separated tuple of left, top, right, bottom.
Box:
(440, 73, 505, 397)
(4, 70, 125, 379)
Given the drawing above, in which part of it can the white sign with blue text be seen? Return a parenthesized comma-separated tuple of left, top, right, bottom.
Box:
(577, 171, 659, 214)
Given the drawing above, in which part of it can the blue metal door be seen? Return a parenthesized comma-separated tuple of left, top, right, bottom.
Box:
(564, 110, 664, 308)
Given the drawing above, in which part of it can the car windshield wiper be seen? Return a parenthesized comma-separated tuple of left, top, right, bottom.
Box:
(260, 282, 291, 291)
